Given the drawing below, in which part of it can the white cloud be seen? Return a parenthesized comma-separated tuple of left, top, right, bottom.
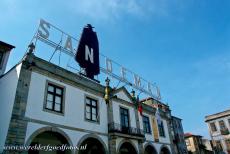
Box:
(0, 0, 23, 23)
(0, 0, 187, 23)
(67, 0, 177, 21)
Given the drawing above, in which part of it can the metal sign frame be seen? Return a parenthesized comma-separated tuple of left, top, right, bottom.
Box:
(32, 19, 161, 100)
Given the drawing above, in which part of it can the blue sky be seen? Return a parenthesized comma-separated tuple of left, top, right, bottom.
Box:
(1, 0, 230, 138)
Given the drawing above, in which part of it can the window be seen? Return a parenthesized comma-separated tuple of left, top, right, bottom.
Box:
(219, 120, 226, 130)
(0, 52, 4, 68)
(158, 120, 165, 137)
(210, 122, 217, 132)
(45, 83, 64, 113)
(85, 97, 98, 122)
(216, 140, 223, 150)
(185, 139, 190, 146)
(225, 139, 230, 147)
(120, 107, 129, 128)
(143, 115, 151, 134)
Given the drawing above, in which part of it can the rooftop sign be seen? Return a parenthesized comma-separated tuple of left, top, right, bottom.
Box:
(35, 19, 161, 100)
(76, 24, 100, 79)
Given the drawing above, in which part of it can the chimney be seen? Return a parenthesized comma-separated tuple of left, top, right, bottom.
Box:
(0, 41, 15, 76)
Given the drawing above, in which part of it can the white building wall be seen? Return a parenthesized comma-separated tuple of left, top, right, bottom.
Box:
(115, 91, 131, 103)
(207, 116, 230, 153)
(0, 64, 21, 153)
(141, 111, 172, 153)
(208, 116, 230, 137)
(139, 111, 170, 144)
(159, 119, 170, 144)
(25, 71, 108, 134)
(140, 112, 155, 142)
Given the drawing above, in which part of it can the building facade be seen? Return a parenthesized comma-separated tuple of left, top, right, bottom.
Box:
(202, 139, 213, 152)
(184, 133, 209, 154)
(171, 116, 188, 154)
(205, 109, 230, 154)
(0, 41, 184, 154)
(0, 41, 15, 76)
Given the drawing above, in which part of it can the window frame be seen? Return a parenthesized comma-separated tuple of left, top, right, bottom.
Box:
(43, 80, 65, 116)
(219, 120, 226, 130)
(84, 95, 100, 123)
(210, 122, 217, 132)
(142, 115, 151, 134)
(120, 106, 130, 128)
(185, 139, 191, 146)
(158, 120, 165, 137)
(216, 140, 223, 150)
(225, 139, 230, 148)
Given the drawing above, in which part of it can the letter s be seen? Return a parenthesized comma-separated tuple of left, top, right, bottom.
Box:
(38, 19, 50, 39)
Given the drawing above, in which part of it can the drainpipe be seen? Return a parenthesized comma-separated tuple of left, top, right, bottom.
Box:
(131, 90, 144, 154)
(104, 77, 116, 154)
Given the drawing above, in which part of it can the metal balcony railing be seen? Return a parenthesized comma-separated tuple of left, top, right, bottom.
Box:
(108, 123, 145, 137)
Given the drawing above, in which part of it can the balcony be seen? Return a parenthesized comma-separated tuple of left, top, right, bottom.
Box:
(108, 123, 145, 138)
(220, 128, 229, 135)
